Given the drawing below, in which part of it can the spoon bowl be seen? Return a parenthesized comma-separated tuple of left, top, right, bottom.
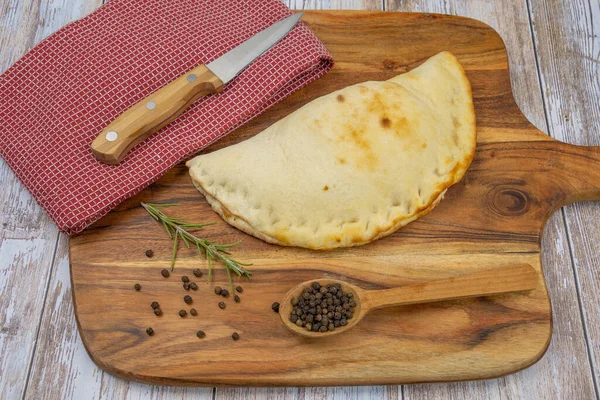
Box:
(280, 264, 538, 338)
(279, 278, 365, 338)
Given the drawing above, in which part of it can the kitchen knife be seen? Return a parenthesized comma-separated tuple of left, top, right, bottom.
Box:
(91, 13, 304, 165)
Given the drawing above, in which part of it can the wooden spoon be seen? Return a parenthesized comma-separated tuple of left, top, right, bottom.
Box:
(279, 264, 538, 338)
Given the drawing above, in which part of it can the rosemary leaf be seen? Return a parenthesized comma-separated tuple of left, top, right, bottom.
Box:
(141, 202, 251, 286)
(171, 230, 179, 271)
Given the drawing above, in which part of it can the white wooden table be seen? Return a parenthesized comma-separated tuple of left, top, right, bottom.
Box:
(1, 0, 598, 399)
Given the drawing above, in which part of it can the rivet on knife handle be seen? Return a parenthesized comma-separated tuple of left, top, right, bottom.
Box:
(91, 65, 223, 165)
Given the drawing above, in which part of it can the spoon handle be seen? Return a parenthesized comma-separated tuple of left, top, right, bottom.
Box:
(362, 264, 538, 311)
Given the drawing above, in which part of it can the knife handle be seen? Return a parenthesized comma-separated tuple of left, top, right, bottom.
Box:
(91, 65, 224, 165)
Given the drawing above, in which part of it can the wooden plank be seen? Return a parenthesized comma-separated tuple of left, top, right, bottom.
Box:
(25, 234, 215, 399)
(285, 0, 382, 10)
(0, 0, 101, 398)
(385, 0, 598, 398)
(528, 0, 600, 393)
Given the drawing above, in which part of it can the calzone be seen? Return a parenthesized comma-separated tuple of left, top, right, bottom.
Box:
(187, 52, 476, 250)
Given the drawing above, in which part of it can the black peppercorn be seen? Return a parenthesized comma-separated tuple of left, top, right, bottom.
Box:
(272, 302, 280, 312)
(234, 295, 240, 303)
(179, 310, 187, 317)
(183, 282, 190, 290)
(218, 302, 226, 309)
(196, 330, 205, 338)
(146, 327, 154, 336)
(189, 282, 198, 290)
(151, 301, 159, 309)
(221, 289, 229, 297)
(193, 269, 202, 278)
(236, 286, 243, 293)
(154, 308, 162, 316)
(288, 282, 356, 334)
(161, 269, 170, 278)
(190, 308, 198, 316)
(181, 276, 190, 283)
(184, 295, 193, 304)
(145, 250, 153, 258)
(232, 332, 240, 341)
(134, 283, 141, 291)
(214, 286, 222, 295)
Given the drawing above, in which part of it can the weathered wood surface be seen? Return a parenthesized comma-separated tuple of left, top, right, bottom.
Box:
(69, 10, 600, 387)
(0, 0, 598, 398)
(0, 1, 101, 399)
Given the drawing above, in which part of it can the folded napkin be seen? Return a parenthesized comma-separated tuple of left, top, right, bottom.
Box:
(0, 0, 333, 234)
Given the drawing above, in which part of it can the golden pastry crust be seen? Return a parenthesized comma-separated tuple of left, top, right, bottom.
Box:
(187, 52, 476, 250)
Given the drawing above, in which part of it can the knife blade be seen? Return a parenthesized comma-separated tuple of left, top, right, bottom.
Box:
(91, 13, 304, 165)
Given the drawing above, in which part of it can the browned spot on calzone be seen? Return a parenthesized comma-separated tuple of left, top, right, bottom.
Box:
(380, 117, 391, 128)
(323, 186, 329, 191)
(336, 94, 345, 103)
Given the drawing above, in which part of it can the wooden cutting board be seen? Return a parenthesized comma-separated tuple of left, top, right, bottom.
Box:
(69, 11, 600, 386)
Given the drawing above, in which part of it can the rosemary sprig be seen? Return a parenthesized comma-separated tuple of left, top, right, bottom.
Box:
(141, 202, 251, 289)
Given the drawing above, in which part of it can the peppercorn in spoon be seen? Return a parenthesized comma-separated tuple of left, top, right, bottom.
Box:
(279, 263, 538, 338)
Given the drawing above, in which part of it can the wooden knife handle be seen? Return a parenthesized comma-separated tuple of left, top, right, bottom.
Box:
(91, 65, 224, 165)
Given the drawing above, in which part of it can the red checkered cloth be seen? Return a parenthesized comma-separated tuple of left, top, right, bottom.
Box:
(0, 0, 333, 234)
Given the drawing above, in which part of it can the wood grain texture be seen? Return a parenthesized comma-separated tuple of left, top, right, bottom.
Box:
(386, 1, 599, 399)
(0, 0, 100, 398)
(528, 0, 600, 393)
(69, 11, 600, 387)
(91, 65, 224, 165)
(0, 0, 598, 398)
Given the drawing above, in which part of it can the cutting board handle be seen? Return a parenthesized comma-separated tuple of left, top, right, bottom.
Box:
(558, 143, 600, 204)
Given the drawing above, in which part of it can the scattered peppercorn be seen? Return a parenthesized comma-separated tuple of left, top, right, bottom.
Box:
(196, 330, 206, 338)
(271, 302, 280, 313)
(181, 276, 190, 283)
(161, 269, 170, 278)
(134, 283, 141, 291)
(221, 289, 229, 297)
(179, 310, 187, 317)
(184, 295, 193, 304)
(154, 308, 162, 316)
(234, 295, 240, 303)
(151, 301, 159, 309)
(190, 282, 198, 291)
(218, 302, 226, 309)
(193, 269, 203, 278)
(183, 282, 190, 290)
(287, 282, 355, 333)
(190, 308, 198, 316)
(214, 286, 222, 295)
(236, 286, 243, 293)
(145, 250, 153, 258)
(232, 332, 240, 341)
(146, 327, 154, 336)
